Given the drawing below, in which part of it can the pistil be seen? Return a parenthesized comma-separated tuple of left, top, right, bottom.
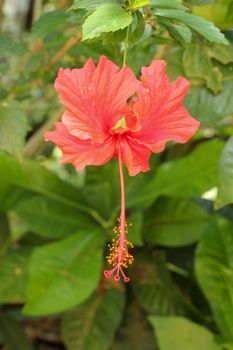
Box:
(104, 147, 134, 282)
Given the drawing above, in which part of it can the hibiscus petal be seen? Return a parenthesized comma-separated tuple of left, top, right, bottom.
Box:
(44, 123, 115, 171)
(55, 56, 139, 143)
(120, 136, 151, 176)
(132, 60, 200, 151)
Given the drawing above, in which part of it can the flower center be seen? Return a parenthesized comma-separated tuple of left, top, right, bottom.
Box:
(112, 116, 127, 134)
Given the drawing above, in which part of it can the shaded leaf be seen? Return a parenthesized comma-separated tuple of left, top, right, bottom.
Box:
(0, 312, 33, 350)
(62, 284, 125, 350)
(0, 247, 31, 304)
(154, 9, 228, 44)
(69, 0, 119, 11)
(110, 299, 156, 350)
(183, 44, 222, 93)
(144, 198, 209, 247)
(82, 4, 132, 40)
(216, 136, 233, 209)
(158, 18, 192, 46)
(208, 44, 233, 64)
(185, 81, 233, 128)
(150, 0, 187, 11)
(24, 230, 104, 316)
(149, 316, 220, 350)
(32, 11, 70, 38)
(131, 251, 186, 315)
(195, 217, 233, 341)
(0, 154, 93, 216)
(127, 211, 143, 246)
(0, 37, 28, 56)
(0, 102, 29, 157)
(14, 195, 97, 239)
(128, 140, 224, 208)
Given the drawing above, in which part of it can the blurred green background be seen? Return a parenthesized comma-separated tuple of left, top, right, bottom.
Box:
(0, 0, 233, 349)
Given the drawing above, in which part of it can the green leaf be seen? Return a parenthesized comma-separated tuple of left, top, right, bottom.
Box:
(158, 18, 192, 46)
(185, 81, 233, 128)
(0, 37, 28, 56)
(131, 0, 149, 9)
(0, 102, 29, 157)
(150, 0, 187, 11)
(69, 0, 118, 11)
(193, 0, 233, 30)
(144, 198, 209, 247)
(0, 247, 31, 304)
(208, 44, 233, 65)
(110, 299, 156, 350)
(82, 4, 132, 40)
(0, 154, 92, 216)
(183, 44, 223, 93)
(62, 284, 125, 350)
(131, 251, 187, 315)
(32, 11, 70, 38)
(127, 211, 143, 246)
(149, 316, 220, 350)
(0, 312, 33, 350)
(216, 137, 233, 209)
(154, 9, 228, 44)
(128, 140, 224, 208)
(14, 195, 97, 239)
(23, 229, 104, 316)
(195, 218, 233, 341)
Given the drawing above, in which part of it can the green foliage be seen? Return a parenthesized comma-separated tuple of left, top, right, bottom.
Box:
(216, 137, 233, 209)
(62, 285, 125, 350)
(0, 312, 33, 350)
(1, 0, 233, 348)
(0, 102, 29, 157)
(196, 217, 233, 341)
(154, 8, 228, 44)
(149, 316, 220, 350)
(24, 230, 104, 316)
(144, 197, 209, 247)
(82, 4, 132, 40)
(0, 37, 28, 56)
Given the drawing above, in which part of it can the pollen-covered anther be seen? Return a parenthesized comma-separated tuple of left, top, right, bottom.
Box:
(104, 224, 133, 282)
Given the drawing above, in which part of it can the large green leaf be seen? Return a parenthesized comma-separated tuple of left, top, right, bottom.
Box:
(150, 0, 187, 10)
(185, 81, 233, 128)
(128, 140, 224, 208)
(0, 247, 31, 304)
(216, 137, 233, 209)
(144, 198, 209, 247)
(32, 11, 70, 38)
(158, 18, 192, 46)
(193, 0, 233, 30)
(23, 229, 104, 316)
(131, 251, 187, 315)
(195, 217, 233, 341)
(62, 284, 125, 350)
(183, 44, 222, 93)
(69, 0, 119, 11)
(0, 312, 33, 350)
(0, 154, 93, 216)
(0, 37, 28, 56)
(0, 102, 29, 157)
(149, 316, 220, 350)
(14, 195, 97, 238)
(154, 9, 228, 44)
(110, 299, 156, 350)
(82, 4, 132, 40)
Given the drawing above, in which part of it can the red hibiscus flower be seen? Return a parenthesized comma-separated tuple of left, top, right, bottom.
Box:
(44, 56, 200, 282)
